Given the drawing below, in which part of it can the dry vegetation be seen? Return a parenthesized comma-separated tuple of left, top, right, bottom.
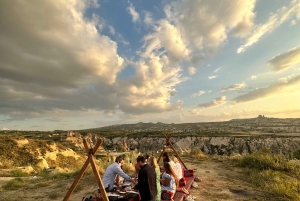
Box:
(0, 135, 299, 201)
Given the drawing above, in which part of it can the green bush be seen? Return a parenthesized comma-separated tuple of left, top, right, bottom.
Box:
(293, 150, 300, 160)
(2, 178, 28, 190)
(10, 169, 28, 177)
(238, 149, 292, 172)
(238, 149, 300, 200)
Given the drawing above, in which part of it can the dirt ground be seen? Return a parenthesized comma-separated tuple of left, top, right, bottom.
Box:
(186, 158, 268, 201)
(0, 157, 270, 201)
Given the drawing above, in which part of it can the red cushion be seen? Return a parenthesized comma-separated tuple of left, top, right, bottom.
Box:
(184, 169, 194, 177)
(161, 190, 173, 200)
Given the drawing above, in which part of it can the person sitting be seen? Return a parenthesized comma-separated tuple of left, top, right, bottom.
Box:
(173, 156, 183, 180)
(162, 152, 176, 170)
(102, 156, 133, 192)
(160, 163, 189, 200)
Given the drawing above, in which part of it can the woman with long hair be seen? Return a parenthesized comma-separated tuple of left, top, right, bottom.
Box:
(148, 156, 161, 201)
(173, 156, 183, 180)
(160, 162, 178, 200)
(162, 152, 176, 170)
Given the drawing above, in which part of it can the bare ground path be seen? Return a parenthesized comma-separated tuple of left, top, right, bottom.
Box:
(185, 157, 268, 201)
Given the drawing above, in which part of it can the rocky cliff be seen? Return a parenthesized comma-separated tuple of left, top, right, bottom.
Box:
(102, 136, 300, 158)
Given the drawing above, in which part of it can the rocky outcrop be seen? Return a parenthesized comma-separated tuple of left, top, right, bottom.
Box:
(102, 136, 300, 158)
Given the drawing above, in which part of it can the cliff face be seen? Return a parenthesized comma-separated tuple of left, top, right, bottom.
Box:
(103, 136, 300, 158)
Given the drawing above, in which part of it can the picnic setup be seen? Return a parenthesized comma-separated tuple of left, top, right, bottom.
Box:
(63, 134, 197, 201)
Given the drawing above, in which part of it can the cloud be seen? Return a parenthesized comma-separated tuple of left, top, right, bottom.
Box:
(237, 0, 300, 53)
(251, 75, 257, 80)
(198, 96, 226, 108)
(141, 20, 190, 62)
(234, 74, 300, 103)
(214, 67, 221, 73)
(0, 0, 188, 121)
(167, 0, 256, 54)
(188, 67, 196, 75)
(144, 12, 154, 26)
(290, 20, 297, 26)
(116, 55, 188, 114)
(267, 46, 300, 72)
(2, 127, 9, 130)
(221, 83, 246, 92)
(108, 25, 115, 35)
(127, 3, 140, 23)
(208, 75, 217, 79)
(191, 90, 205, 97)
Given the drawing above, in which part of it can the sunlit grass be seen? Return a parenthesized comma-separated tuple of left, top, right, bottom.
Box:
(237, 149, 300, 200)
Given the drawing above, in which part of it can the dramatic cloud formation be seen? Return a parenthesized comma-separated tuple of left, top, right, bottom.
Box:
(221, 83, 246, 92)
(234, 75, 300, 103)
(198, 96, 226, 108)
(167, 0, 256, 55)
(127, 3, 140, 23)
(238, 0, 300, 53)
(0, 0, 187, 121)
(192, 90, 205, 97)
(267, 46, 300, 72)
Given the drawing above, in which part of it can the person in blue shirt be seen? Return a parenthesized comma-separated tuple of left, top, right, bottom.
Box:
(102, 156, 133, 191)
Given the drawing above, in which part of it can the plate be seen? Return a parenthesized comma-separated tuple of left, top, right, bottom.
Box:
(127, 191, 139, 194)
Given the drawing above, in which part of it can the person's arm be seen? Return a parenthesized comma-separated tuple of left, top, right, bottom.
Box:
(115, 165, 132, 181)
(160, 177, 170, 187)
(135, 169, 146, 190)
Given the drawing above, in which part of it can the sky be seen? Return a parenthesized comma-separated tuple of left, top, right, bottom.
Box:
(1, 0, 300, 131)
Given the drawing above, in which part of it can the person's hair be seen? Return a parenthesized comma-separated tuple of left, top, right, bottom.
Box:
(173, 156, 179, 163)
(148, 156, 158, 170)
(162, 152, 171, 162)
(145, 154, 150, 159)
(136, 155, 145, 163)
(115, 156, 124, 163)
(164, 162, 178, 186)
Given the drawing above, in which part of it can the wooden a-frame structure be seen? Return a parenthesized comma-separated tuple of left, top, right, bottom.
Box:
(63, 138, 109, 201)
(157, 133, 187, 169)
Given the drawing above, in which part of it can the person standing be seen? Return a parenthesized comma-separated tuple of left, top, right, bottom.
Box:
(102, 156, 133, 191)
(148, 156, 161, 201)
(134, 155, 157, 201)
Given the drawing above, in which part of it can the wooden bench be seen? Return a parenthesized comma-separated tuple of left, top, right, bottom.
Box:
(162, 175, 195, 201)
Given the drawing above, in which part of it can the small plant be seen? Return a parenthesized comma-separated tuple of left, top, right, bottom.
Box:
(10, 169, 28, 177)
(74, 184, 83, 192)
(48, 192, 60, 199)
(2, 178, 28, 190)
(190, 147, 208, 159)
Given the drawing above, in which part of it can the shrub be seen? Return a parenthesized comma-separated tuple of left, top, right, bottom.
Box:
(2, 178, 28, 190)
(293, 150, 300, 160)
(10, 169, 28, 177)
(238, 149, 293, 172)
(190, 147, 208, 159)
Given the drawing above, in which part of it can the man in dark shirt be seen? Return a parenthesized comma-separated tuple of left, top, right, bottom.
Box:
(134, 155, 157, 201)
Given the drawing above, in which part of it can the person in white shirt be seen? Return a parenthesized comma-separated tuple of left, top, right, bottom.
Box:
(162, 152, 176, 170)
(173, 156, 183, 180)
(102, 156, 133, 191)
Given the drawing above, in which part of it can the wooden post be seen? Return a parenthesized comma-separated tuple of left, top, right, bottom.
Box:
(157, 133, 188, 169)
(63, 138, 109, 201)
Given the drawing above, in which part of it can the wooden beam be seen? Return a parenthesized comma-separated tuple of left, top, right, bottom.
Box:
(89, 155, 109, 201)
(169, 143, 187, 169)
(63, 159, 90, 201)
(63, 138, 108, 201)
